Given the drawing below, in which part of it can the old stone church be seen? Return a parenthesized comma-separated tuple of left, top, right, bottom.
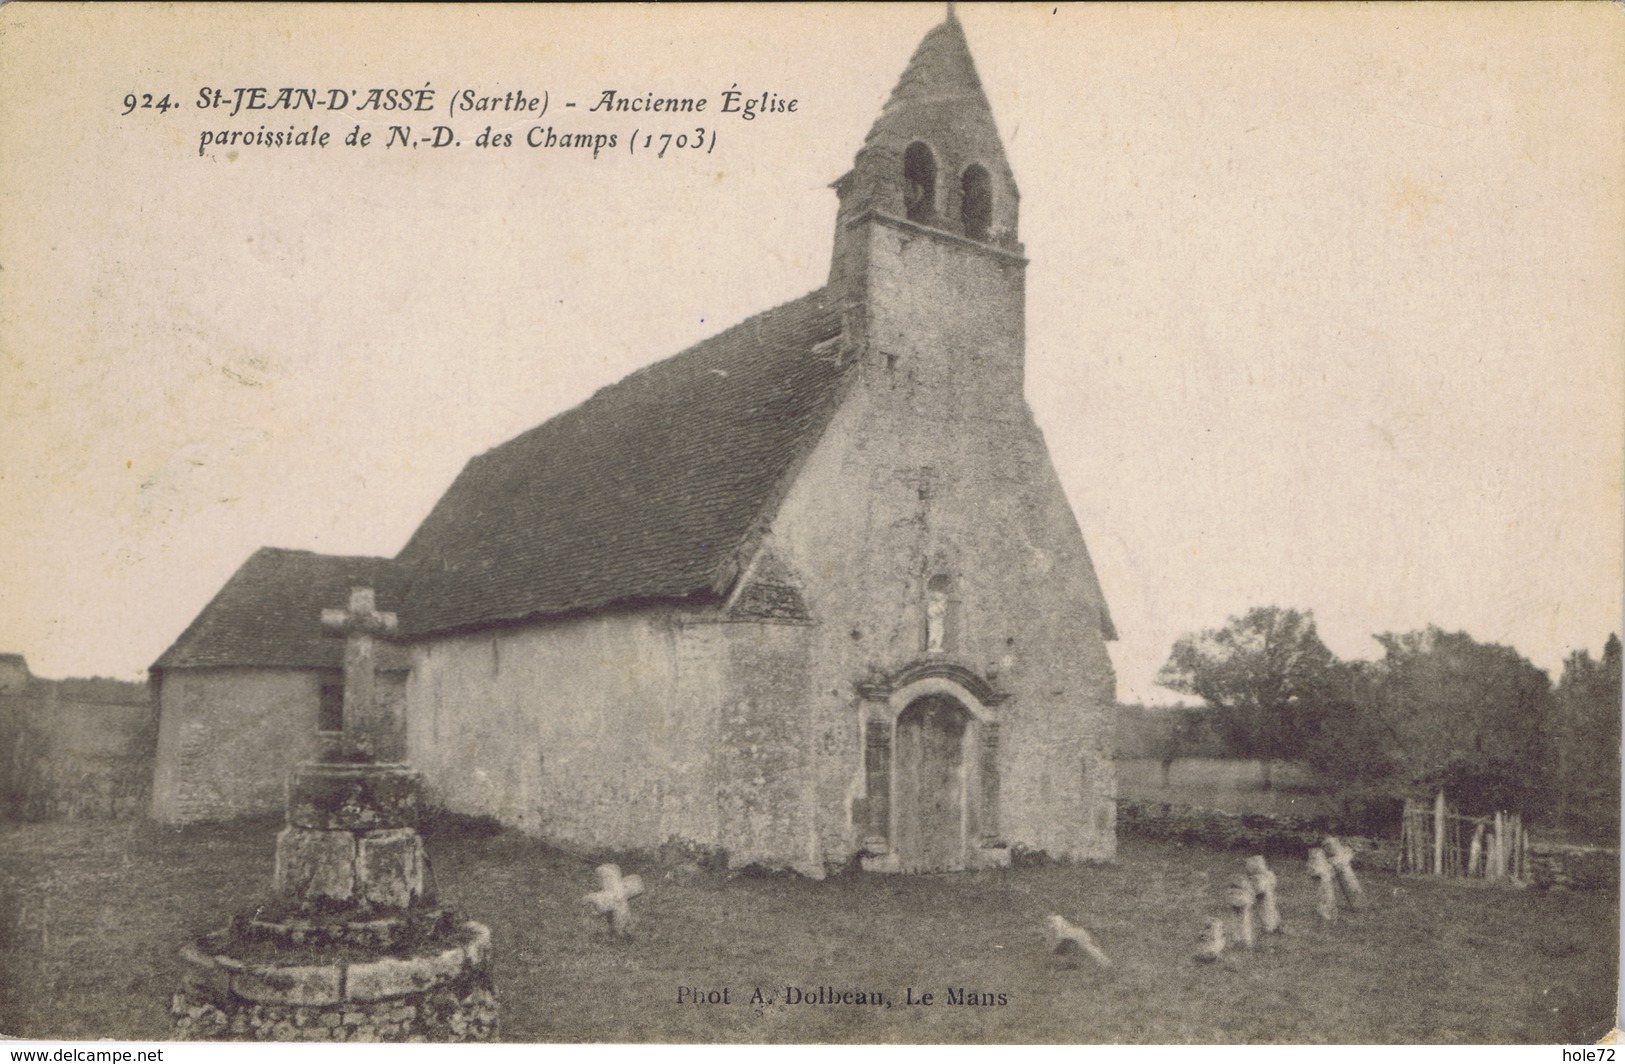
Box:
(151, 13, 1119, 876)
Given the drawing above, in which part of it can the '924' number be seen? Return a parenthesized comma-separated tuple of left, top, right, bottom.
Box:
(123, 93, 176, 115)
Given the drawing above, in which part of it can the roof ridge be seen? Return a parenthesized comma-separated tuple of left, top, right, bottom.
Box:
(252, 544, 397, 564)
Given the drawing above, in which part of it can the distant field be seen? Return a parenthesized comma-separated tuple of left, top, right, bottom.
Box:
(1116, 758, 1343, 818)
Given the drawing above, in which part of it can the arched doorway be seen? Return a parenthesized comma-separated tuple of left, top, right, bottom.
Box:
(893, 694, 972, 872)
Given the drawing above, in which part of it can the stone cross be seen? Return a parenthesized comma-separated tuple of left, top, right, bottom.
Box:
(1225, 875, 1256, 948)
(1245, 855, 1282, 934)
(1322, 836, 1366, 911)
(584, 863, 645, 936)
(1195, 916, 1226, 962)
(1307, 847, 1338, 922)
(321, 586, 398, 761)
(1046, 914, 1112, 969)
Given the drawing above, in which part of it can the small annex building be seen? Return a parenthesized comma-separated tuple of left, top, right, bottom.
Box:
(150, 549, 410, 822)
(151, 13, 1120, 875)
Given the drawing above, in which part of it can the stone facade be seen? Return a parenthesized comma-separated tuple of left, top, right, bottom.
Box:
(404, 15, 1116, 874)
(776, 215, 1117, 868)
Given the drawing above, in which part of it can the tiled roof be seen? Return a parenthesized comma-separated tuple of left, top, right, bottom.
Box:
(394, 287, 849, 636)
(151, 548, 411, 671)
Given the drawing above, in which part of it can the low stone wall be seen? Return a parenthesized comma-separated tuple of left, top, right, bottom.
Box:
(172, 976, 497, 1042)
(1528, 842, 1620, 892)
(1116, 798, 1617, 891)
(0, 691, 156, 820)
(1116, 797, 1397, 869)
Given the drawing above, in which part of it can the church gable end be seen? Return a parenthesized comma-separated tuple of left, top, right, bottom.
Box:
(733, 10, 1117, 870)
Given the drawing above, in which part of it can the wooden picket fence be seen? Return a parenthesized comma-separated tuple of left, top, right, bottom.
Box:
(1398, 791, 1529, 882)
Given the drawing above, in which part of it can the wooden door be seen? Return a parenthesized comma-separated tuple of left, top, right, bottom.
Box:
(894, 695, 970, 872)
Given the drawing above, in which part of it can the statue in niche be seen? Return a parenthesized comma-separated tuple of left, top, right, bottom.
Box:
(926, 575, 951, 653)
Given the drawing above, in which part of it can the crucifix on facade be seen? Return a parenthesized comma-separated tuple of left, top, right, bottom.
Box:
(321, 586, 398, 761)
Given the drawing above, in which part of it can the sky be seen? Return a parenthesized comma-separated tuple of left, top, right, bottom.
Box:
(1, 3, 1621, 704)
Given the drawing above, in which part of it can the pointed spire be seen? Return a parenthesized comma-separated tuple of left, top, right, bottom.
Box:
(868, 14, 992, 142)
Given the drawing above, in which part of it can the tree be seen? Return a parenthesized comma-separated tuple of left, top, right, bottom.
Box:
(1549, 634, 1621, 839)
(1156, 607, 1340, 789)
(1300, 660, 1396, 787)
(1363, 626, 1555, 816)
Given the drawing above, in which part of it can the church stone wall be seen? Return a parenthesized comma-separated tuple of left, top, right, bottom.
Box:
(702, 619, 820, 874)
(759, 218, 1117, 870)
(394, 221, 1118, 875)
(406, 610, 725, 854)
(151, 668, 406, 823)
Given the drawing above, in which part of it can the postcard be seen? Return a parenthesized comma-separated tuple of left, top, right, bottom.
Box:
(1, 2, 1619, 1048)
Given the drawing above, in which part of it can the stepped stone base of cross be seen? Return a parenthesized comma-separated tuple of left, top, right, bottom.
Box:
(177, 756, 495, 1041)
(173, 586, 496, 1043)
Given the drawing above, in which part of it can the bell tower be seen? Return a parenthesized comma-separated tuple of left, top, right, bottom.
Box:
(829, 11, 1023, 293)
(828, 10, 1030, 400)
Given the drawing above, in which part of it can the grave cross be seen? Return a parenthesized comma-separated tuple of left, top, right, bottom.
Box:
(1195, 916, 1227, 963)
(1245, 855, 1282, 934)
(321, 586, 397, 760)
(584, 863, 645, 937)
(1046, 914, 1112, 969)
(1307, 847, 1338, 922)
(1225, 875, 1256, 948)
(1322, 836, 1367, 911)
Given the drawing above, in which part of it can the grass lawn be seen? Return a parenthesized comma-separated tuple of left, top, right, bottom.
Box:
(0, 815, 1615, 1044)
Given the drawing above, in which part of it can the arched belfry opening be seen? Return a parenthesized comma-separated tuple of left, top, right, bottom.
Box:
(903, 141, 937, 223)
(961, 164, 992, 241)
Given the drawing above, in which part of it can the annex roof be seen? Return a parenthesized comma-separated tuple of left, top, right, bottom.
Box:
(151, 547, 411, 671)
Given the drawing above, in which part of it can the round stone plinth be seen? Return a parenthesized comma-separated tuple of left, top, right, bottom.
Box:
(287, 762, 422, 831)
(174, 921, 496, 1042)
